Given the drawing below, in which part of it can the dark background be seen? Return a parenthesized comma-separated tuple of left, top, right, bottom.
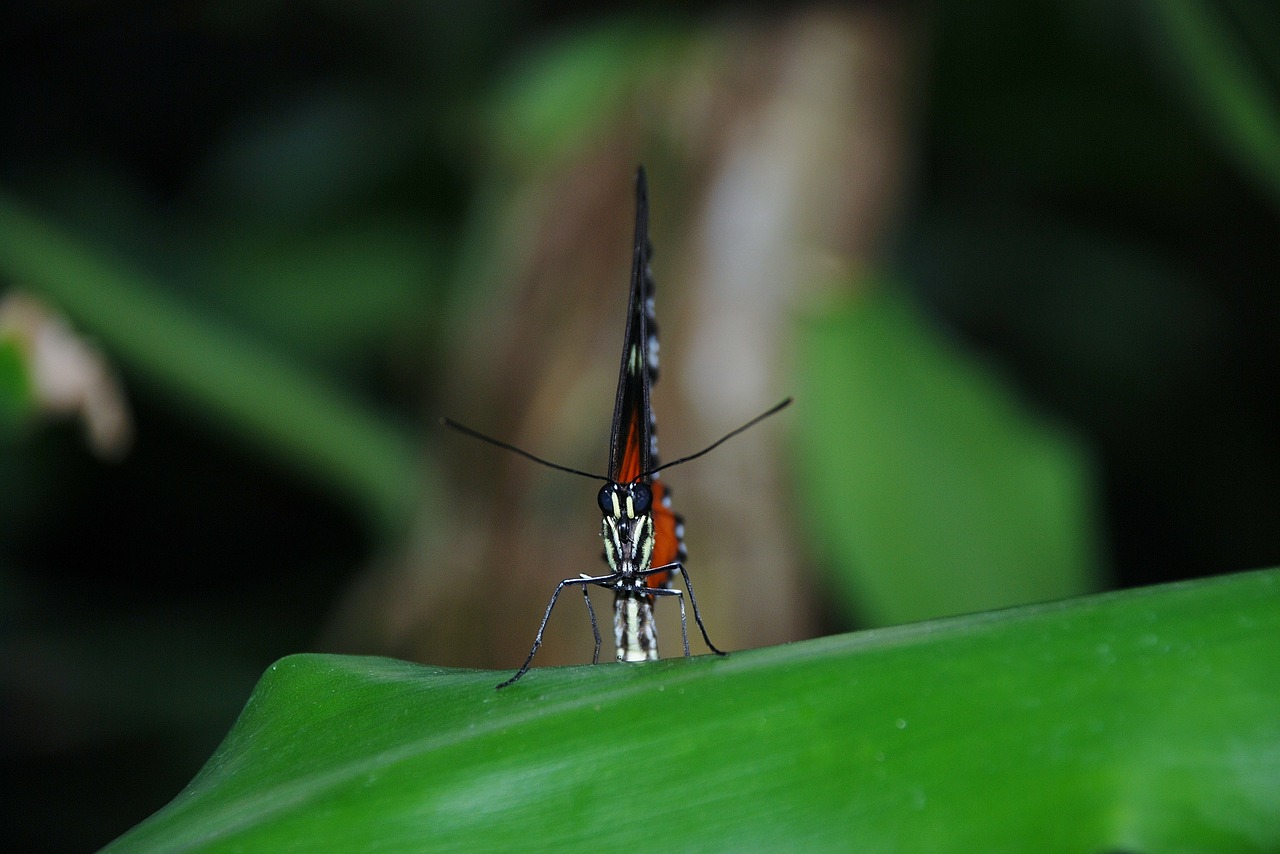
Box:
(2, 2, 1277, 851)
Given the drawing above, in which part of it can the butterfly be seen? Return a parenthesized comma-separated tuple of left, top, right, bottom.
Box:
(444, 167, 790, 688)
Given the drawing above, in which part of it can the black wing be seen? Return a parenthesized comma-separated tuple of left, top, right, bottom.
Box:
(607, 166, 660, 485)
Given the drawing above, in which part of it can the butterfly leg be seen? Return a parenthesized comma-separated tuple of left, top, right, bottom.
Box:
(497, 572, 618, 689)
(640, 562, 726, 657)
(647, 586, 691, 657)
(581, 583, 603, 664)
(671, 562, 726, 656)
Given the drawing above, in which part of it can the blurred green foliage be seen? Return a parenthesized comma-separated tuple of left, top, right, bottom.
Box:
(0, 1, 1277, 851)
(1148, 0, 1280, 201)
(0, 337, 33, 434)
(488, 23, 694, 167)
(0, 195, 423, 532)
(797, 287, 1100, 626)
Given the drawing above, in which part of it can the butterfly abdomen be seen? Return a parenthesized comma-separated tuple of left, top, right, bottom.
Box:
(615, 593, 658, 661)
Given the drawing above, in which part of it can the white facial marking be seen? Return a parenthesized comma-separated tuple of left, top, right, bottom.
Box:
(602, 522, 617, 570)
(640, 526, 653, 569)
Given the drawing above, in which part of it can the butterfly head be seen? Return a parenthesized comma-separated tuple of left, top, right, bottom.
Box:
(598, 481, 654, 575)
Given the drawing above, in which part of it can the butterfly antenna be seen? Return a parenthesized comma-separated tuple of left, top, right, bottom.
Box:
(441, 417, 607, 481)
(646, 397, 793, 477)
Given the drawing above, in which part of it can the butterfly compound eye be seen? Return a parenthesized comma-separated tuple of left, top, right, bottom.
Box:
(598, 484, 616, 515)
(630, 483, 652, 514)
(597, 483, 652, 517)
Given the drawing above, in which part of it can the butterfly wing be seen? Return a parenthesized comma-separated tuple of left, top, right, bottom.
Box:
(648, 480, 684, 583)
(607, 167, 683, 588)
(608, 168, 656, 486)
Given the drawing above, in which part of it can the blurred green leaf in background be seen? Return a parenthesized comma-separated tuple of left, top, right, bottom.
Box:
(797, 285, 1102, 627)
(0, 332, 34, 436)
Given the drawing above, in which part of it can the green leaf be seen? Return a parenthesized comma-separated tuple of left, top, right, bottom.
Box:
(0, 193, 422, 533)
(0, 335, 34, 435)
(796, 287, 1102, 625)
(206, 220, 438, 363)
(1146, 0, 1280, 205)
(489, 22, 692, 167)
(106, 568, 1280, 853)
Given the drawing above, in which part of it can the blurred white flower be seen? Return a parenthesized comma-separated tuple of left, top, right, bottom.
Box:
(0, 291, 132, 458)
